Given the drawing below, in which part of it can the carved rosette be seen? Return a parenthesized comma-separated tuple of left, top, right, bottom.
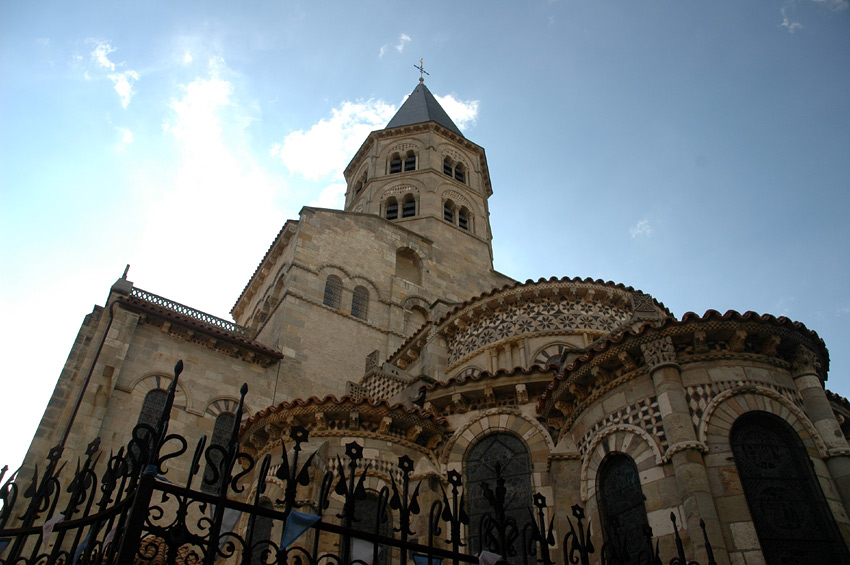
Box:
(640, 336, 678, 372)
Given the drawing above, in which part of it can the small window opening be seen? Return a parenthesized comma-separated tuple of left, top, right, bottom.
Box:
(443, 159, 453, 176)
(404, 152, 416, 171)
(323, 275, 342, 309)
(352, 286, 369, 319)
(402, 195, 416, 218)
(389, 154, 402, 174)
(454, 165, 466, 184)
(386, 198, 398, 220)
(443, 201, 454, 223)
(459, 208, 469, 230)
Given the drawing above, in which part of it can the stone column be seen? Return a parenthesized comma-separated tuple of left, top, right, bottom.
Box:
(793, 346, 850, 512)
(641, 336, 727, 562)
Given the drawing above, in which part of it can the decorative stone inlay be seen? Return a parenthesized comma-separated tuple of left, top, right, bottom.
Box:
(389, 142, 418, 153)
(631, 292, 656, 313)
(640, 336, 678, 371)
(685, 380, 804, 428)
(442, 148, 468, 167)
(383, 184, 419, 197)
(441, 189, 472, 210)
(577, 396, 666, 457)
(446, 299, 629, 365)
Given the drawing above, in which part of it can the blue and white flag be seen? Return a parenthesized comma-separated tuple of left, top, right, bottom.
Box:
(279, 511, 320, 548)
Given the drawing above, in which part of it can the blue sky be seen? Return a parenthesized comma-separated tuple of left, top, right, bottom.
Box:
(1, 1, 849, 470)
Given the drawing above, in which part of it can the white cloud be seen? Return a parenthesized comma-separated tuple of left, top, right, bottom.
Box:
(109, 70, 140, 108)
(90, 40, 117, 70)
(379, 33, 411, 58)
(630, 219, 653, 238)
(396, 34, 411, 53)
(271, 99, 396, 181)
(128, 56, 287, 312)
(116, 127, 134, 144)
(434, 94, 479, 129)
(780, 8, 803, 33)
(310, 183, 347, 209)
(183, 52, 193, 64)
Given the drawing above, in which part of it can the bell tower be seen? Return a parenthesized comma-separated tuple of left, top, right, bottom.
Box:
(342, 79, 497, 265)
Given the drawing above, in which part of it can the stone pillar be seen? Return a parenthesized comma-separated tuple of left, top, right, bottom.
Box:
(793, 346, 850, 512)
(641, 336, 727, 562)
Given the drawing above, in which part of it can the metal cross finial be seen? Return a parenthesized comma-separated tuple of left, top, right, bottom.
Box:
(414, 58, 430, 82)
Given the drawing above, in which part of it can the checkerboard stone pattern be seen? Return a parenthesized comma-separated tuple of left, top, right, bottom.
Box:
(578, 396, 667, 457)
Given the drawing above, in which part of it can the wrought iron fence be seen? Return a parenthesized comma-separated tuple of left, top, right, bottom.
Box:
(0, 361, 717, 565)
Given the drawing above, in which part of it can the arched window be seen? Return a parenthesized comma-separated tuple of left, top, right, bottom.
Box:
(249, 497, 274, 564)
(443, 200, 455, 223)
(351, 286, 369, 320)
(454, 164, 466, 184)
(355, 173, 366, 195)
(458, 207, 469, 230)
(401, 194, 416, 218)
(338, 492, 392, 564)
(597, 453, 650, 558)
(385, 198, 398, 220)
(404, 151, 416, 171)
(138, 389, 168, 430)
(395, 248, 422, 285)
(466, 433, 534, 560)
(731, 412, 850, 563)
(443, 158, 453, 176)
(323, 275, 342, 308)
(389, 154, 402, 174)
(203, 411, 236, 494)
(132, 388, 168, 470)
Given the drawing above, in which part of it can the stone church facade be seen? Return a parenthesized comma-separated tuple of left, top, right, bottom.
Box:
(21, 80, 850, 564)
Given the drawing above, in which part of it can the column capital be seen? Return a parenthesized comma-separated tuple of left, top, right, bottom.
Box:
(641, 335, 679, 372)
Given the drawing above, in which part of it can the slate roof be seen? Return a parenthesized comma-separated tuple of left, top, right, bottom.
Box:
(385, 81, 464, 137)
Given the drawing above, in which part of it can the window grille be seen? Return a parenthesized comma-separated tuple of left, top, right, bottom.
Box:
(389, 156, 402, 174)
(454, 167, 465, 183)
(731, 412, 850, 563)
(323, 276, 343, 308)
(402, 198, 416, 218)
(466, 433, 534, 559)
(386, 200, 398, 220)
(458, 209, 469, 230)
(444, 202, 454, 222)
(351, 286, 369, 319)
(443, 160, 452, 176)
(404, 153, 416, 171)
(203, 412, 236, 494)
(598, 454, 650, 558)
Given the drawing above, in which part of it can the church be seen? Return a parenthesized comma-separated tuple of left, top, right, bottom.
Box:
(18, 79, 850, 564)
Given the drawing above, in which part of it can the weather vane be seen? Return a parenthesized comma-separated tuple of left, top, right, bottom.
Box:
(414, 58, 430, 82)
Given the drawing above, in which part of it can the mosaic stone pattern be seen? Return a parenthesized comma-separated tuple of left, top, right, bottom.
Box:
(685, 380, 805, 428)
(577, 396, 666, 457)
(447, 299, 630, 365)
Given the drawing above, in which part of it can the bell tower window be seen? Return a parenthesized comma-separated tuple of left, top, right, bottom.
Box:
(389, 154, 402, 174)
(386, 198, 398, 220)
(404, 151, 416, 171)
(454, 164, 466, 183)
(458, 207, 469, 230)
(402, 194, 416, 218)
(443, 200, 454, 223)
(442, 157, 467, 184)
